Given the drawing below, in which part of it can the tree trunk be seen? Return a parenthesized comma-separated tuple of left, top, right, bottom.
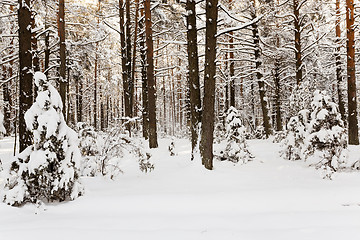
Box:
(251, 4, 272, 137)
(186, 0, 202, 158)
(346, 0, 359, 145)
(200, 0, 218, 170)
(139, 6, 149, 139)
(145, 0, 158, 148)
(2, 66, 11, 136)
(274, 59, 282, 131)
(229, 0, 235, 107)
(58, 0, 67, 119)
(126, 0, 133, 120)
(294, 0, 302, 85)
(335, 0, 346, 124)
(18, 0, 33, 152)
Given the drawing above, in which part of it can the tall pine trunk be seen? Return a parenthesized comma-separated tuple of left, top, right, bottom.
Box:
(18, 0, 33, 152)
(335, 0, 346, 123)
(251, 2, 272, 138)
(139, 5, 149, 139)
(346, 0, 359, 145)
(200, 0, 218, 170)
(294, 0, 302, 85)
(58, 0, 67, 119)
(145, 0, 158, 148)
(186, 0, 202, 158)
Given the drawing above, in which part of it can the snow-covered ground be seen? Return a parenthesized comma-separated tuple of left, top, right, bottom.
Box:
(1, 136, 360, 240)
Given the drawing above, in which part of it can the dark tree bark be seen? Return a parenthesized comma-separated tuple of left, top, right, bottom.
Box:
(293, 0, 302, 85)
(126, 0, 133, 119)
(335, 0, 346, 124)
(229, 0, 235, 107)
(18, 0, 33, 152)
(75, 74, 82, 123)
(2, 66, 11, 136)
(200, 0, 218, 170)
(119, 0, 131, 133)
(251, 5, 272, 138)
(58, 0, 67, 118)
(145, 0, 158, 148)
(346, 0, 359, 145)
(186, 0, 202, 158)
(31, 7, 40, 72)
(139, 5, 149, 139)
(274, 59, 282, 131)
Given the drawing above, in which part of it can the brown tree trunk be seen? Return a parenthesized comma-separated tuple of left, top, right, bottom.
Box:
(75, 74, 82, 123)
(126, 0, 133, 120)
(229, 0, 235, 107)
(346, 0, 359, 145)
(274, 59, 282, 131)
(294, 0, 302, 85)
(200, 0, 218, 170)
(139, 5, 149, 139)
(186, 0, 202, 158)
(58, 0, 67, 118)
(251, 3, 272, 138)
(2, 66, 11, 136)
(31, 8, 40, 72)
(335, 0, 346, 124)
(145, 0, 158, 148)
(18, 0, 33, 152)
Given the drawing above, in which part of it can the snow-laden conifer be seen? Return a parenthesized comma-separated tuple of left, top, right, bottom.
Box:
(303, 90, 347, 174)
(222, 107, 252, 163)
(1, 72, 83, 206)
(281, 109, 310, 161)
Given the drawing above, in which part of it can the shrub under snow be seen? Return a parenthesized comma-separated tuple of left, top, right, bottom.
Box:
(303, 90, 347, 173)
(221, 107, 252, 163)
(281, 90, 348, 177)
(281, 109, 310, 161)
(0, 72, 83, 206)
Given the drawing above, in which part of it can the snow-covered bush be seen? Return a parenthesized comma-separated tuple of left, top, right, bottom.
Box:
(213, 121, 226, 143)
(78, 126, 154, 179)
(273, 131, 287, 143)
(168, 140, 175, 156)
(281, 90, 348, 177)
(303, 90, 347, 174)
(221, 107, 252, 163)
(281, 110, 310, 161)
(77, 122, 101, 176)
(0, 72, 83, 206)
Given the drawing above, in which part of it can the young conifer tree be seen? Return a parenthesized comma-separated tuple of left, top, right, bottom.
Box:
(1, 72, 83, 206)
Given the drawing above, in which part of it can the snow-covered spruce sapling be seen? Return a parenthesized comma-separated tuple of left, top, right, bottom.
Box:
(221, 107, 253, 163)
(77, 122, 101, 176)
(303, 90, 347, 175)
(168, 140, 175, 156)
(1, 72, 83, 206)
(281, 109, 310, 161)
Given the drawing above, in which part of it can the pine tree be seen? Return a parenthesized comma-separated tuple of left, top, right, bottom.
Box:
(281, 110, 310, 161)
(222, 107, 252, 163)
(1, 72, 83, 206)
(304, 90, 347, 174)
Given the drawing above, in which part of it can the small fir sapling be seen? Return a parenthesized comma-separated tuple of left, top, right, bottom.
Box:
(281, 109, 310, 161)
(77, 122, 101, 176)
(168, 140, 175, 156)
(303, 90, 347, 174)
(0, 72, 83, 206)
(222, 107, 253, 163)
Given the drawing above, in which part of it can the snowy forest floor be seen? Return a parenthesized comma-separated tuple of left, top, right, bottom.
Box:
(1, 136, 360, 240)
